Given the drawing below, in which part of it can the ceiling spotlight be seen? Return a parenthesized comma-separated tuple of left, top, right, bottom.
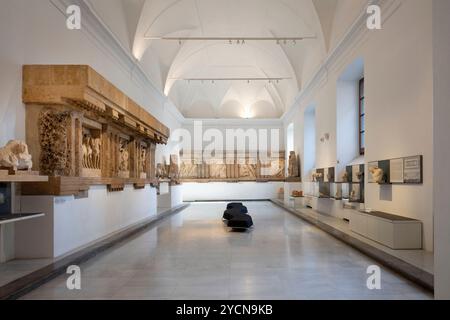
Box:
(212, 80, 215, 84)
(237, 40, 240, 44)
(276, 39, 280, 45)
(293, 40, 296, 45)
(241, 39, 245, 44)
(283, 39, 287, 45)
(229, 39, 232, 44)
(247, 80, 250, 84)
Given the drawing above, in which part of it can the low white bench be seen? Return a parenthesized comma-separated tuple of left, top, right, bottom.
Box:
(350, 210, 422, 249)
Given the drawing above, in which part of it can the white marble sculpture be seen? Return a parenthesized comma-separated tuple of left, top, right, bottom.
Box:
(369, 167, 384, 183)
(0, 140, 33, 171)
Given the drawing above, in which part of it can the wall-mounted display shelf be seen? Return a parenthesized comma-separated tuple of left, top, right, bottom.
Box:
(345, 164, 365, 203)
(350, 210, 422, 249)
(0, 213, 45, 225)
(312, 167, 335, 183)
(309, 167, 337, 199)
(21, 176, 158, 196)
(0, 170, 48, 183)
(368, 155, 423, 185)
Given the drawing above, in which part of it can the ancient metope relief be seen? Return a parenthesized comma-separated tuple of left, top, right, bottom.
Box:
(118, 138, 130, 178)
(81, 125, 102, 177)
(209, 160, 227, 179)
(180, 162, 197, 179)
(178, 151, 286, 182)
(138, 143, 148, 179)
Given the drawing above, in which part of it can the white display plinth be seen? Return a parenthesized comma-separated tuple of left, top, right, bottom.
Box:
(15, 185, 157, 259)
(157, 184, 183, 209)
(350, 211, 422, 249)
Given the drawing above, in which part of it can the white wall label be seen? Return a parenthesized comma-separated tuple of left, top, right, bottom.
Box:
(66, 265, 81, 290)
(367, 5, 382, 30)
(66, 5, 81, 30)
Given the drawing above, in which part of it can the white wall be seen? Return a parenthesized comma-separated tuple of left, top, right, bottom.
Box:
(182, 182, 284, 202)
(0, 0, 181, 150)
(303, 106, 316, 179)
(16, 185, 157, 258)
(180, 119, 284, 154)
(284, 0, 434, 251)
(433, 0, 450, 300)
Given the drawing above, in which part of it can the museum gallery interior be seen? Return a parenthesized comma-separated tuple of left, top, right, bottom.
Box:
(0, 0, 449, 301)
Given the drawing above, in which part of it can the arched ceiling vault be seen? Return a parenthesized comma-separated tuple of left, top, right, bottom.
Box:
(89, 0, 341, 119)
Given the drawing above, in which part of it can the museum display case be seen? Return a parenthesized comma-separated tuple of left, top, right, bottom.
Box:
(368, 155, 423, 185)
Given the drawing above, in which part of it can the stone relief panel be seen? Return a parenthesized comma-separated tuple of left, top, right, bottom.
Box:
(38, 110, 72, 176)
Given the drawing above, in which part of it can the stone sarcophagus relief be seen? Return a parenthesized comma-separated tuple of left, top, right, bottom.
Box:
(179, 150, 286, 182)
(22, 65, 168, 195)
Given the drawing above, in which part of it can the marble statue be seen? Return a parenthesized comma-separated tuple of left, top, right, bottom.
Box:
(169, 154, 180, 180)
(288, 151, 299, 177)
(82, 135, 101, 170)
(369, 167, 384, 183)
(0, 140, 33, 171)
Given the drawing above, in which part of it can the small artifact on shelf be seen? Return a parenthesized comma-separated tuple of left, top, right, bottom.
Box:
(356, 171, 364, 181)
(0, 140, 33, 172)
(291, 190, 303, 198)
(369, 167, 385, 184)
(278, 187, 285, 194)
(342, 171, 349, 182)
(312, 172, 323, 182)
(335, 188, 342, 199)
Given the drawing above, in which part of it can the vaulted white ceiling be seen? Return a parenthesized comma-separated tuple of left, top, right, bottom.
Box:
(87, 0, 364, 119)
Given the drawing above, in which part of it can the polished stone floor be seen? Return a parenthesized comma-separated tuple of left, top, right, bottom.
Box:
(22, 201, 432, 300)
